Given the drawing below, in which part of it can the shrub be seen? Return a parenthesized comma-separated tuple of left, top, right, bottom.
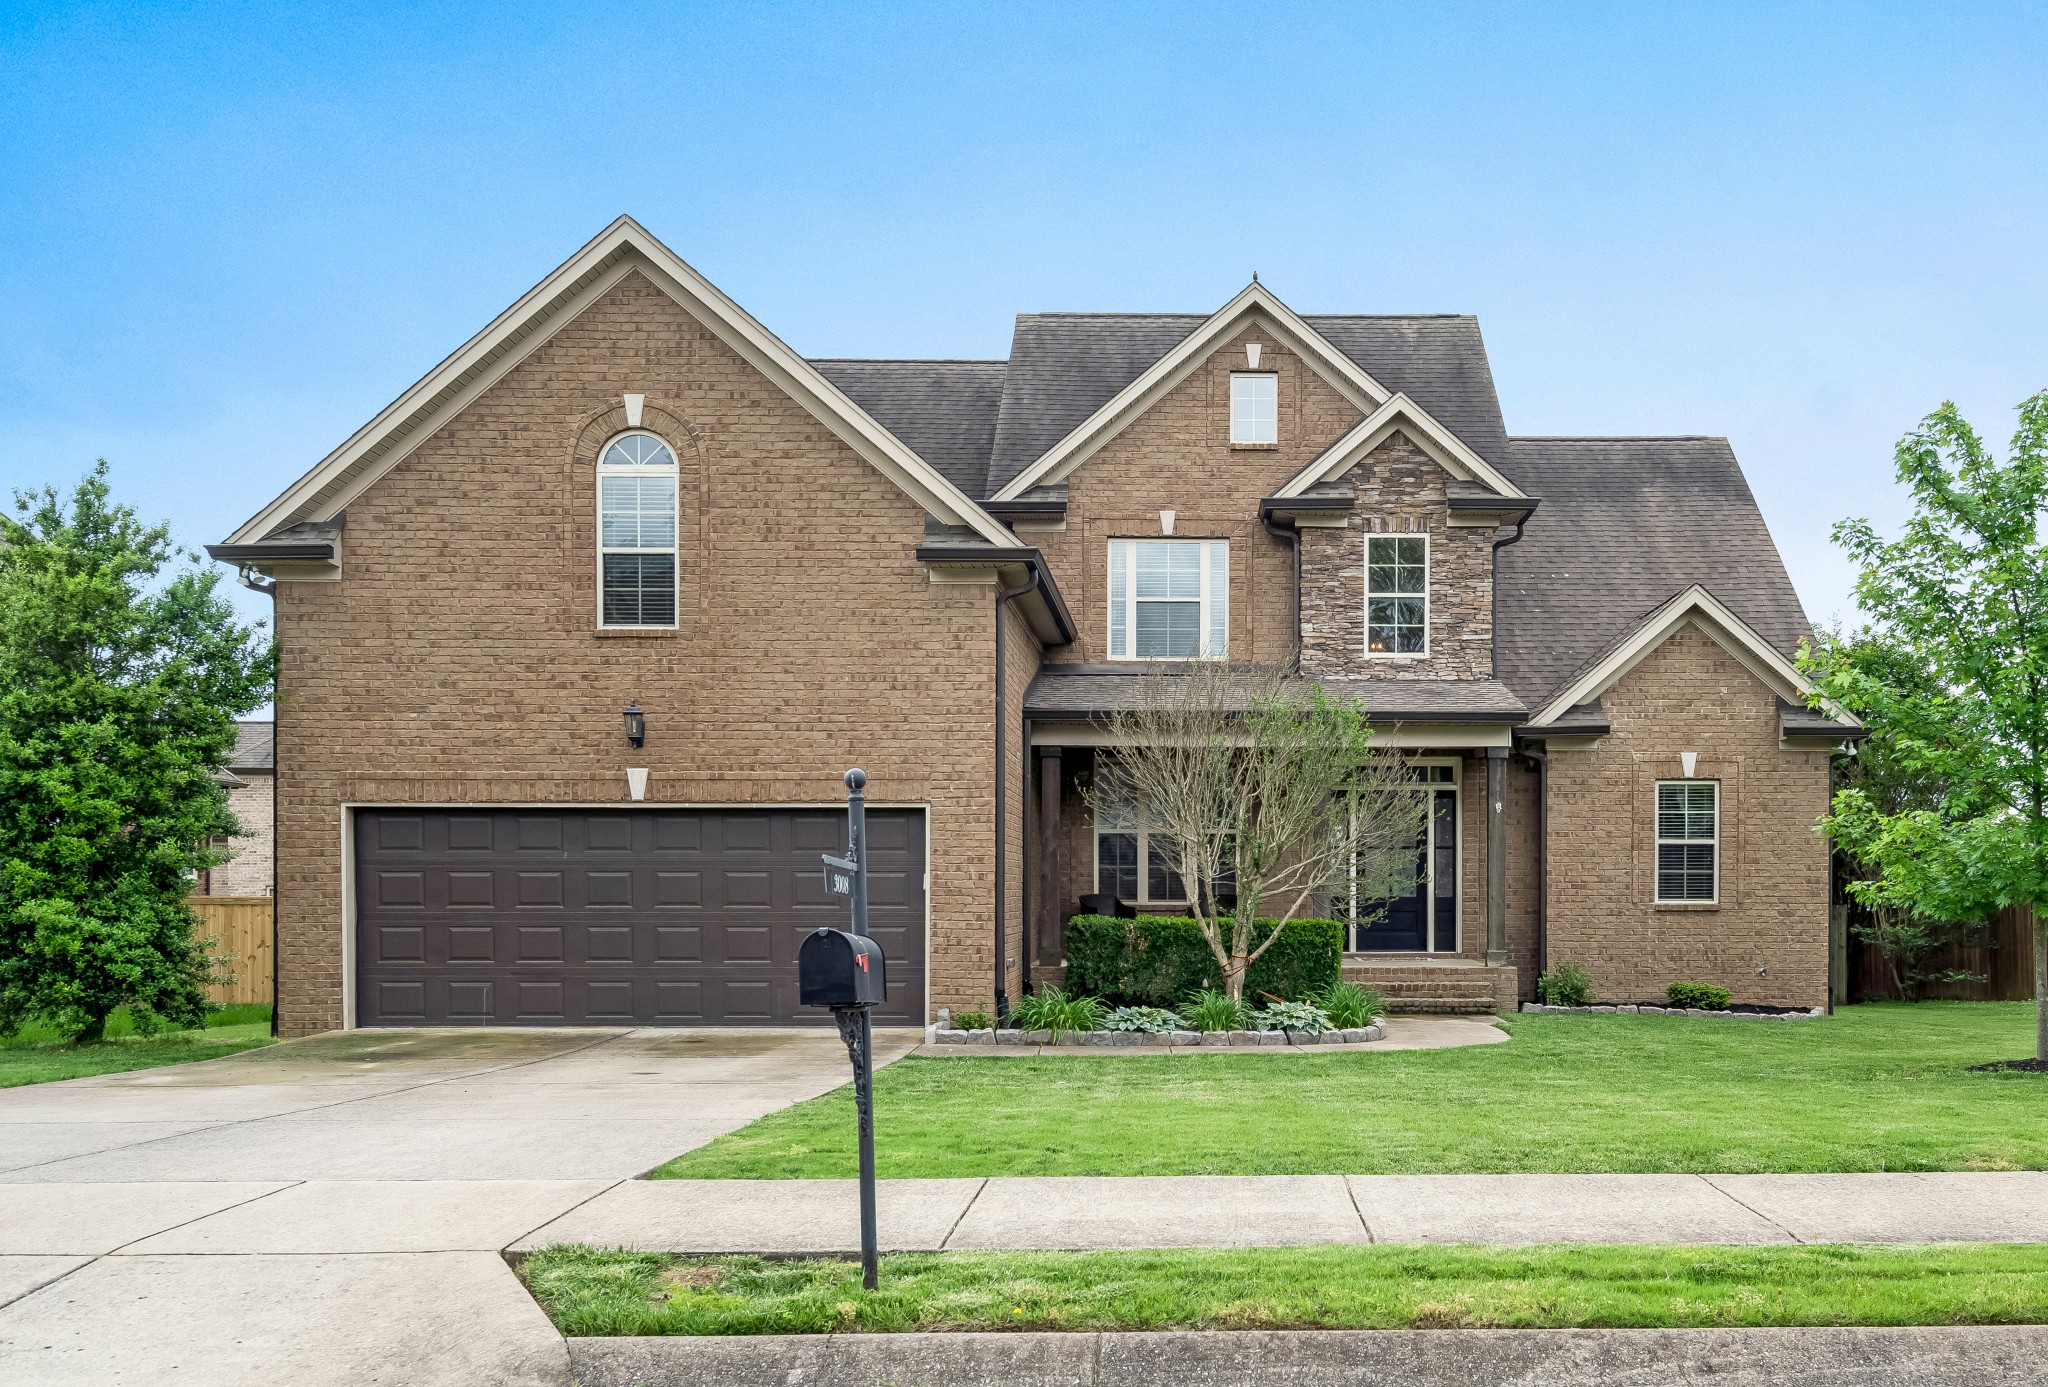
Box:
(1065, 915, 1344, 1006)
(1251, 999, 1333, 1034)
(1316, 981, 1384, 1029)
(1666, 981, 1734, 1011)
(1102, 1005, 1185, 1033)
(1537, 961, 1594, 1007)
(1008, 988, 1102, 1038)
(951, 1010, 993, 1032)
(1182, 988, 1246, 1033)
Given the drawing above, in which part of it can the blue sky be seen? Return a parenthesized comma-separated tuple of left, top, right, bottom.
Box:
(3, 1, 2044, 638)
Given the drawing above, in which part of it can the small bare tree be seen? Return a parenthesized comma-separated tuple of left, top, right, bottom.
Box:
(1089, 663, 1429, 1003)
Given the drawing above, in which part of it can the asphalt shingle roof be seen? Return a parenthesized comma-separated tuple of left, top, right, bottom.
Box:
(229, 720, 273, 771)
(1494, 437, 1812, 712)
(1025, 670, 1526, 722)
(810, 359, 1008, 499)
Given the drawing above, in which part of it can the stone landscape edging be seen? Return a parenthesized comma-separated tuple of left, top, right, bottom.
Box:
(1520, 1003, 1826, 1020)
(566, 1324, 2048, 1387)
(928, 1018, 1386, 1048)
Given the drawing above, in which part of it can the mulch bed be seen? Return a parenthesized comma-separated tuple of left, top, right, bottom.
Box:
(1967, 1058, 2048, 1074)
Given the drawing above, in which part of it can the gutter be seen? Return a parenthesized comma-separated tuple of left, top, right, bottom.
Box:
(1260, 511, 1303, 669)
(1488, 510, 1532, 680)
(914, 546, 1076, 646)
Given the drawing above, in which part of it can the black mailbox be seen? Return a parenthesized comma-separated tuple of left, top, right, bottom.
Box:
(799, 928, 888, 1007)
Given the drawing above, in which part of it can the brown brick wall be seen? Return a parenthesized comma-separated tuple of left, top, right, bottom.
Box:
(1299, 432, 1499, 681)
(273, 271, 1021, 1034)
(1036, 328, 1364, 666)
(1542, 625, 1831, 1007)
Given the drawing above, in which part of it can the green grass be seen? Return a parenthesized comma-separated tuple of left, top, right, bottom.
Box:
(654, 1002, 2048, 1178)
(0, 1004, 274, 1088)
(520, 1243, 2048, 1335)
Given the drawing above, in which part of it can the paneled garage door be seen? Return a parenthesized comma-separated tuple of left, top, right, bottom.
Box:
(352, 807, 925, 1027)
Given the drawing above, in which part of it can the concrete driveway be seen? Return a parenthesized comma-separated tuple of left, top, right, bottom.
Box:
(0, 1025, 917, 1386)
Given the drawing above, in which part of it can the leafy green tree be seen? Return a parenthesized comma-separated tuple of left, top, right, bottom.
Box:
(0, 464, 274, 1042)
(1804, 393, 2048, 1060)
(1815, 624, 1988, 999)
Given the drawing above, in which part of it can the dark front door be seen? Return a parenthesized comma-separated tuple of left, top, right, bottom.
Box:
(352, 807, 925, 1027)
(1351, 774, 1459, 953)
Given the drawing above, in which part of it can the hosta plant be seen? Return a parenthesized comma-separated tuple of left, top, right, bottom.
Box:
(1251, 1000, 1333, 1034)
(1102, 1005, 1186, 1034)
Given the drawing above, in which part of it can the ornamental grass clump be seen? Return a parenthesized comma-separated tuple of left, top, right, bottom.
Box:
(1009, 987, 1103, 1040)
(1102, 1006, 1185, 1034)
(1666, 981, 1733, 1011)
(1316, 981, 1383, 1029)
(1182, 988, 1245, 1033)
(1252, 999, 1333, 1034)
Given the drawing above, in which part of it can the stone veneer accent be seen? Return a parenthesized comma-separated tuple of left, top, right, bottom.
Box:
(1299, 432, 1500, 681)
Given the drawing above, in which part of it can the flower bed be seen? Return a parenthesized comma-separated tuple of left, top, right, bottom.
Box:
(1520, 1002, 1825, 1020)
(930, 1019, 1386, 1048)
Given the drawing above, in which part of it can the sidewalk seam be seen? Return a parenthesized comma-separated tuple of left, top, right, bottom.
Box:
(939, 1178, 989, 1250)
(501, 1177, 631, 1251)
(1696, 1175, 1804, 1244)
(1343, 1175, 1376, 1243)
(103, 1179, 308, 1256)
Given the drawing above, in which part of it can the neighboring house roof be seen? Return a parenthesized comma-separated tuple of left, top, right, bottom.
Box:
(229, 720, 274, 772)
(983, 310, 1515, 497)
(1494, 437, 1820, 717)
(810, 360, 1007, 499)
(1025, 668, 1526, 723)
(219, 215, 1018, 551)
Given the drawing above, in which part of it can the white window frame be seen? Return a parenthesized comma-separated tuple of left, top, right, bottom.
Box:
(1229, 372, 1278, 444)
(1107, 538, 1229, 660)
(1654, 780, 1720, 905)
(596, 430, 681, 630)
(1364, 531, 1430, 659)
(1091, 780, 1189, 908)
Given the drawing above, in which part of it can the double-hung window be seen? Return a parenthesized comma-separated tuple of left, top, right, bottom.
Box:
(1655, 781, 1719, 903)
(1095, 774, 1186, 905)
(1365, 534, 1428, 655)
(1108, 539, 1228, 659)
(598, 432, 679, 627)
(1230, 373, 1277, 444)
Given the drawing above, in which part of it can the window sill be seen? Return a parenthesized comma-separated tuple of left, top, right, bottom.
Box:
(1230, 442, 1280, 451)
(595, 626, 680, 638)
(1652, 902, 1721, 912)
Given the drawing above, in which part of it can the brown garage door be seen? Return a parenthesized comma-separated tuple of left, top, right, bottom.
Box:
(352, 807, 925, 1027)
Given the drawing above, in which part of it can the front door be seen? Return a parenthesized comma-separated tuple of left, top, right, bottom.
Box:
(1350, 764, 1459, 953)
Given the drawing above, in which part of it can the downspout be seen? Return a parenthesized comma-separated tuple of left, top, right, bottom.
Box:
(1522, 744, 1548, 985)
(993, 569, 1037, 1022)
(1488, 511, 1531, 679)
(1261, 513, 1302, 669)
(237, 566, 281, 1040)
(1489, 513, 1533, 991)
(1021, 717, 1034, 1000)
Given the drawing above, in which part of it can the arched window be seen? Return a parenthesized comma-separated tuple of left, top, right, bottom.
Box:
(597, 432, 678, 627)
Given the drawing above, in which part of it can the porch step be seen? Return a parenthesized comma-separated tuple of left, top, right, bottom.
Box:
(1341, 961, 1507, 1014)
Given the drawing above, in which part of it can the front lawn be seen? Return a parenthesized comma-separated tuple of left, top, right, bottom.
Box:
(655, 1002, 2048, 1178)
(522, 1243, 2048, 1334)
(0, 1003, 273, 1089)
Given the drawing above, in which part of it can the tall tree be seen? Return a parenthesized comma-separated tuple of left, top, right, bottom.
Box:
(1092, 663, 1427, 1003)
(1805, 392, 2048, 1060)
(0, 464, 274, 1042)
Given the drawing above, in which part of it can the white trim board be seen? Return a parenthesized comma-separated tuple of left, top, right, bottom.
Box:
(1526, 585, 1857, 729)
(1269, 392, 1527, 500)
(994, 282, 1413, 501)
(228, 216, 1017, 550)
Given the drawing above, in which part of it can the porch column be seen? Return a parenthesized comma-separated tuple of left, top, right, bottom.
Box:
(1036, 745, 1064, 964)
(1486, 746, 1509, 966)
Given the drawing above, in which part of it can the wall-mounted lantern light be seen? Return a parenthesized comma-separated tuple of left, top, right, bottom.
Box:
(623, 700, 646, 749)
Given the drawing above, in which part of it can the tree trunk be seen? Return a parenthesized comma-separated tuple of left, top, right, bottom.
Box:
(71, 1011, 109, 1046)
(1222, 957, 1249, 1004)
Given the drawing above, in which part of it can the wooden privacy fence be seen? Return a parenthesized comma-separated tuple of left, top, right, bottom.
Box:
(1848, 902, 2039, 1003)
(189, 896, 274, 1005)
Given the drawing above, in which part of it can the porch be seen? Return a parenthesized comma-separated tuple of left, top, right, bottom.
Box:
(1341, 956, 1519, 1015)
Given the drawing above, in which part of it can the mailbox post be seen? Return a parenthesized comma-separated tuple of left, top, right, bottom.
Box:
(803, 768, 886, 1290)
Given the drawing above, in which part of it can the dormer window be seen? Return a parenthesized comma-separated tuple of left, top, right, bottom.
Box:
(598, 432, 679, 628)
(1229, 373, 1277, 444)
(1366, 534, 1428, 656)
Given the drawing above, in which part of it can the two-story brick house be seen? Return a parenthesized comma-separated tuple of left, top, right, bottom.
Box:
(213, 218, 1858, 1035)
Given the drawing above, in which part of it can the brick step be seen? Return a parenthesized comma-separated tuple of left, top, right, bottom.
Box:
(1357, 979, 1498, 994)
(1380, 996, 1500, 1014)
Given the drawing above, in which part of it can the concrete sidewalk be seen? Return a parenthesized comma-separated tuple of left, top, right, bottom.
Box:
(515, 1170, 2048, 1254)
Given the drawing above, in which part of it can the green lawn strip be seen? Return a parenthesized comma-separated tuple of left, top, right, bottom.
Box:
(0, 1004, 274, 1088)
(521, 1243, 2048, 1335)
(654, 1003, 2048, 1179)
